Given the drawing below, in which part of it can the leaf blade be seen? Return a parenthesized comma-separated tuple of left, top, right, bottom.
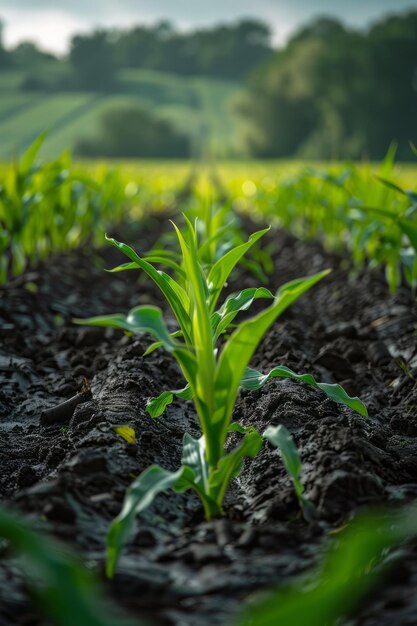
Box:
(207, 228, 270, 310)
(241, 365, 368, 416)
(75, 305, 176, 352)
(105, 235, 191, 341)
(208, 429, 263, 504)
(263, 424, 314, 520)
(213, 271, 330, 438)
(146, 384, 193, 418)
(106, 465, 187, 578)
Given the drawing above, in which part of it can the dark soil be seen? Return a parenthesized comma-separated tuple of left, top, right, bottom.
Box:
(1, 218, 417, 626)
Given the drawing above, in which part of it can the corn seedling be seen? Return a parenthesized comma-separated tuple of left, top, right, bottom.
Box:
(78, 217, 367, 577)
(144, 193, 271, 286)
(0, 133, 132, 283)
(228, 146, 417, 294)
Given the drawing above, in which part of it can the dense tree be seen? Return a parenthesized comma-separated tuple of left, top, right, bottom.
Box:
(69, 31, 116, 91)
(237, 13, 417, 160)
(111, 19, 273, 79)
(11, 42, 56, 67)
(0, 19, 10, 68)
(366, 12, 417, 157)
(75, 105, 190, 158)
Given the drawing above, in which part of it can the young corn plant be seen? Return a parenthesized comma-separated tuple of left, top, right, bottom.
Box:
(0, 132, 46, 279)
(79, 218, 367, 578)
(143, 198, 271, 290)
(0, 132, 132, 283)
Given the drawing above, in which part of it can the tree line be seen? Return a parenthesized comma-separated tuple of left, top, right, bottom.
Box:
(0, 19, 273, 84)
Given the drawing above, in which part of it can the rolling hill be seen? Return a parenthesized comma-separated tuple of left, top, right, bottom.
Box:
(0, 68, 241, 159)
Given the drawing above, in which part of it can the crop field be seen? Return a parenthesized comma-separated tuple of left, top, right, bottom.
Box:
(1, 137, 417, 626)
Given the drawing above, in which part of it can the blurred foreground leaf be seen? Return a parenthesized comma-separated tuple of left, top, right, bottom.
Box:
(237, 504, 417, 626)
(0, 505, 139, 626)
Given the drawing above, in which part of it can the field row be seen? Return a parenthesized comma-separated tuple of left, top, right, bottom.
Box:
(1, 132, 417, 297)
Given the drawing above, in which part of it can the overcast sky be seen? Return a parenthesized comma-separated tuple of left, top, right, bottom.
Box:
(1, 0, 416, 54)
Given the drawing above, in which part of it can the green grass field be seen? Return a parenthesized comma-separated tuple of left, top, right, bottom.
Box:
(0, 68, 241, 159)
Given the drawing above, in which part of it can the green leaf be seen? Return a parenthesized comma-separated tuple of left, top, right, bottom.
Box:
(174, 437, 220, 518)
(75, 305, 197, 394)
(376, 176, 417, 204)
(263, 424, 301, 481)
(74, 305, 176, 352)
(159, 270, 190, 315)
(172, 346, 199, 400)
(106, 464, 187, 578)
(107, 262, 139, 272)
(221, 287, 274, 315)
(105, 235, 192, 342)
(399, 219, 417, 253)
(146, 384, 193, 418)
(237, 505, 417, 626)
(207, 228, 270, 311)
(0, 506, 133, 626)
(144, 254, 186, 279)
(212, 287, 274, 340)
(19, 131, 47, 176)
(148, 356, 362, 423)
(239, 255, 269, 283)
(106, 432, 218, 576)
(11, 239, 26, 276)
(73, 312, 133, 331)
(228, 422, 256, 434)
(212, 271, 330, 458)
(172, 217, 216, 421)
(263, 424, 315, 521)
(241, 365, 368, 416)
(352, 205, 398, 220)
(146, 391, 174, 417)
(181, 433, 209, 492)
(376, 175, 405, 196)
(143, 341, 163, 356)
(208, 429, 263, 505)
(198, 220, 234, 262)
(143, 330, 184, 356)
